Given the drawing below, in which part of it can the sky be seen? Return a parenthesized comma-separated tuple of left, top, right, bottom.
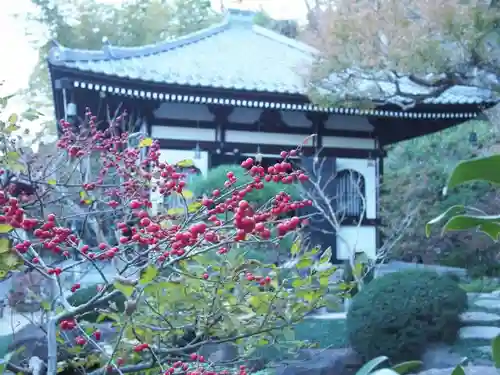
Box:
(0, 0, 307, 141)
(0, 0, 308, 99)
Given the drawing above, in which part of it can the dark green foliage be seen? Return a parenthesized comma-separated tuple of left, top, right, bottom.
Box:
(342, 260, 375, 299)
(383, 120, 500, 270)
(294, 318, 347, 349)
(67, 284, 126, 323)
(346, 270, 468, 362)
(190, 164, 300, 206)
(438, 242, 500, 278)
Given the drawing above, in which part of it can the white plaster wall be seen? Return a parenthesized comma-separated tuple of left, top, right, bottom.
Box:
(322, 136, 376, 150)
(225, 130, 314, 146)
(336, 158, 377, 219)
(150, 149, 209, 215)
(152, 125, 216, 142)
(336, 225, 377, 260)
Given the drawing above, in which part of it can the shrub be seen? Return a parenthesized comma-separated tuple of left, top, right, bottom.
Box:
(0, 106, 328, 374)
(346, 269, 467, 362)
(190, 164, 300, 206)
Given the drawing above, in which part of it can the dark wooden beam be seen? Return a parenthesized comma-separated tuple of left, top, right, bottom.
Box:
(208, 105, 233, 148)
(152, 117, 372, 138)
(369, 117, 465, 146)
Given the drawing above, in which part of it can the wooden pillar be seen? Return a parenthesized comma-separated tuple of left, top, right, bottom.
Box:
(208, 105, 234, 168)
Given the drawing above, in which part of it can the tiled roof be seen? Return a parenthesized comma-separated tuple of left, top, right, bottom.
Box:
(48, 9, 498, 106)
(321, 74, 498, 106)
(48, 11, 317, 96)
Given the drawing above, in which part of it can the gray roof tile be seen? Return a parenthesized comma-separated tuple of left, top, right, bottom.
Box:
(49, 18, 317, 95)
(48, 10, 498, 106)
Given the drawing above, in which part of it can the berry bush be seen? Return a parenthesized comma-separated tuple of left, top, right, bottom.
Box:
(346, 269, 467, 362)
(0, 109, 334, 375)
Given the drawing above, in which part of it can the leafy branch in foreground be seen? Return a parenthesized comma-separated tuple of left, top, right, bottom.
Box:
(0, 107, 333, 375)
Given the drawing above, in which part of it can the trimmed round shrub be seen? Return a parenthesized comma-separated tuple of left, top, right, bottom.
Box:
(67, 284, 126, 323)
(190, 164, 300, 206)
(346, 269, 467, 362)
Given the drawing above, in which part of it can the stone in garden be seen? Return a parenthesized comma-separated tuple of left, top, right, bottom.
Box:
(459, 326, 500, 340)
(304, 312, 346, 320)
(275, 348, 363, 375)
(416, 366, 499, 375)
(421, 344, 466, 370)
(460, 311, 500, 323)
(468, 293, 494, 300)
(476, 346, 492, 355)
(490, 290, 500, 297)
(473, 299, 500, 310)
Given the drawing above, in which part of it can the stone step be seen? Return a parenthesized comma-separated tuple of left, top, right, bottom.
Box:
(473, 299, 500, 310)
(460, 311, 500, 323)
(459, 326, 500, 340)
(305, 312, 346, 320)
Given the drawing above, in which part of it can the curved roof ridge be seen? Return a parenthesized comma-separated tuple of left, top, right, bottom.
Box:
(48, 18, 231, 64)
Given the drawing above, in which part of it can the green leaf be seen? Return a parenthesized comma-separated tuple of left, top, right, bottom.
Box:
(140, 265, 158, 285)
(180, 190, 194, 199)
(113, 281, 135, 298)
(391, 360, 423, 375)
(47, 179, 57, 185)
(176, 159, 194, 168)
(6, 151, 19, 162)
(167, 207, 185, 216)
(5, 124, 20, 133)
(291, 239, 300, 256)
(441, 214, 500, 241)
(425, 205, 465, 237)
(492, 334, 500, 368)
(296, 258, 313, 269)
(319, 276, 329, 287)
(188, 201, 203, 213)
(450, 365, 465, 375)
(248, 295, 262, 310)
(138, 138, 153, 148)
(257, 338, 269, 346)
(0, 239, 10, 254)
(8, 113, 18, 125)
(319, 247, 332, 264)
(0, 224, 14, 234)
(445, 154, 500, 193)
(354, 356, 389, 375)
(353, 262, 364, 278)
(292, 278, 307, 288)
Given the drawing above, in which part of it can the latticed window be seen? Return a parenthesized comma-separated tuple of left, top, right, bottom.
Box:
(334, 170, 366, 217)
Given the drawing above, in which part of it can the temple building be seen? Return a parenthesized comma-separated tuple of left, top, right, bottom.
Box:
(47, 9, 498, 263)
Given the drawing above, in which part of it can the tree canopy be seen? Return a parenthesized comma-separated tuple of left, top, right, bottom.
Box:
(304, 0, 500, 108)
(24, 0, 221, 106)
